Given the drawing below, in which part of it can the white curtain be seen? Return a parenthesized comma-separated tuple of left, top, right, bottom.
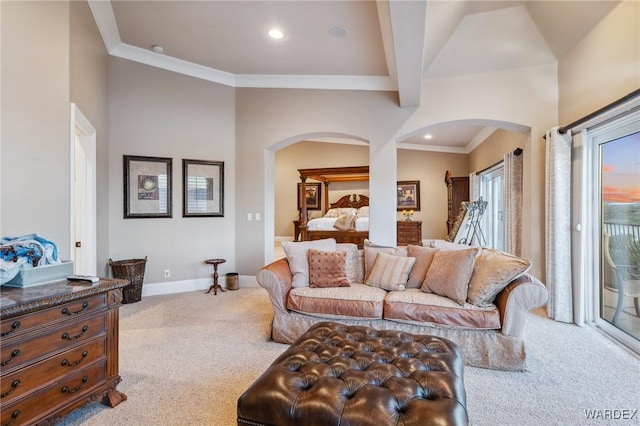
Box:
(545, 127, 574, 323)
(469, 172, 480, 203)
(504, 150, 523, 256)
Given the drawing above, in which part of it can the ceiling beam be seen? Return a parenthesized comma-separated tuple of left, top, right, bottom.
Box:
(387, 0, 427, 108)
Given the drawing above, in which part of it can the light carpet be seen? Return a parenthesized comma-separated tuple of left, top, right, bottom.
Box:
(59, 288, 639, 426)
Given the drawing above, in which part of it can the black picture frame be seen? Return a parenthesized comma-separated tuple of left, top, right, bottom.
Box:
(123, 155, 172, 218)
(182, 159, 224, 217)
(297, 182, 321, 210)
(396, 180, 421, 211)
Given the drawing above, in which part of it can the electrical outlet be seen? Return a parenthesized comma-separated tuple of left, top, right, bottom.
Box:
(164, 269, 170, 278)
(255, 213, 261, 221)
(247, 213, 253, 221)
(208, 265, 214, 274)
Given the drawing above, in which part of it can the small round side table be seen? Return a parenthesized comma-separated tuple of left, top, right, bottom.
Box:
(204, 258, 226, 295)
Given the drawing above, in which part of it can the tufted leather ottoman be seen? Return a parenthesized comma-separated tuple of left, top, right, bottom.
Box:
(237, 322, 468, 426)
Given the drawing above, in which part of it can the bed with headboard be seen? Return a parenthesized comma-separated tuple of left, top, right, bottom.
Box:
(298, 166, 370, 248)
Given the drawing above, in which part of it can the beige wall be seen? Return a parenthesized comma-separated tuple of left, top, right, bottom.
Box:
(70, 0, 109, 275)
(397, 149, 468, 240)
(108, 58, 236, 284)
(236, 89, 413, 274)
(1, 1, 71, 255)
(558, 0, 640, 125)
(469, 129, 529, 173)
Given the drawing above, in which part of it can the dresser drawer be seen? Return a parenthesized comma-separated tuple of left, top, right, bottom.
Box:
(1, 314, 106, 374)
(0, 359, 107, 426)
(0, 293, 107, 340)
(397, 221, 422, 245)
(0, 337, 106, 406)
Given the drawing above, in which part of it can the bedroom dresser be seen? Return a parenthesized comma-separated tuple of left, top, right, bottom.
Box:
(0, 278, 128, 425)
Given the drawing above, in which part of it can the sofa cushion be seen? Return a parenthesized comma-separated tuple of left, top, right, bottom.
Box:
(421, 247, 480, 305)
(336, 243, 362, 284)
(467, 248, 532, 307)
(406, 245, 437, 288)
(308, 249, 350, 288)
(282, 238, 337, 288)
(365, 252, 415, 291)
(363, 240, 408, 280)
(384, 289, 501, 329)
(288, 284, 386, 320)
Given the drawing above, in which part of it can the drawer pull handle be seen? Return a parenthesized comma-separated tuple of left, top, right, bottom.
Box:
(61, 325, 89, 341)
(0, 321, 20, 337)
(5, 410, 20, 426)
(61, 351, 88, 367)
(61, 376, 88, 394)
(0, 380, 20, 398)
(1, 349, 20, 367)
(61, 301, 89, 316)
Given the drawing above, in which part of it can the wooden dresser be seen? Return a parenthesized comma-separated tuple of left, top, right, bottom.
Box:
(0, 278, 129, 425)
(445, 171, 469, 235)
(397, 221, 422, 246)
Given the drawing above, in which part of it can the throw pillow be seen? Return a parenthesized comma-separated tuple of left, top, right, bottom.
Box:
(406, 245, 438, 288)
(421, 247, 480, 305)
(467, 248, 532, 307)
(363, 240, 408, 281)
(336, 243, 361, 284)
(365, 252, 416, 291)
(308, 249, 350, 288)
(282, 238, 337, 288)
(333, 213, 357, 231)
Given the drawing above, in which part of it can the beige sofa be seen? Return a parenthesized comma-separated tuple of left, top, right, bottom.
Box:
(257, 240, 548, 371)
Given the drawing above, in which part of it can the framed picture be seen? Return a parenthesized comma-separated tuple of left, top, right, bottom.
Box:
(297, 182, 321, 210)
(123, 155, 172, 218)
(397, 180, 421, 211)
(183, 159, 224, 217)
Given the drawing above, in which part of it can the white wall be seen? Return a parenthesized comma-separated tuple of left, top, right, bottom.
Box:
(235, 66, 558, 278)
(108, 58, 236, 286)
(558, 0, 640, 125)
(1, 1, 72, 256)
(236, 89, 414, 274)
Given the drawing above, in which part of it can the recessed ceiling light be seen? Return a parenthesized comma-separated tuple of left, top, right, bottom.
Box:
(151, 45, 164, 54)
(327, 25, 347, 38)
(267, 28, 284, 39)
(424, 134, 433, 140)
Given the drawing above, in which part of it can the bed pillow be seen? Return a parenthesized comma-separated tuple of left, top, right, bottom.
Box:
(282, 238, 337, 288)
(467, 248, 532, 307)
(421, 247, 480, 305)
(357, 206, 369, 217)
(333, 213, 357, 231)
(324, 208, 341, 218)
(308, 249, 350, 288)
(365, 252, 415, 291)
(406, 245, 438, 288)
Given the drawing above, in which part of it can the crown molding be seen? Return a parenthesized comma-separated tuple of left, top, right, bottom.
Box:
(88, 0, 397, 92)
(396, 143, 469, 154)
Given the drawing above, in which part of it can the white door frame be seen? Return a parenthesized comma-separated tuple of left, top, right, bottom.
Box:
(70, 103, 97, 275)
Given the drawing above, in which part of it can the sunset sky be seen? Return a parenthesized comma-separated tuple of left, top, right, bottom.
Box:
(602, 131, 640, 203)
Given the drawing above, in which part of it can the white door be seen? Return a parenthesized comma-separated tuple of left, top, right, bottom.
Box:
(71, 104, 97, 275)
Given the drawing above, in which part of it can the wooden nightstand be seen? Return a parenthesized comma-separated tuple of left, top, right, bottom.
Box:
(397, 221, 422, 246)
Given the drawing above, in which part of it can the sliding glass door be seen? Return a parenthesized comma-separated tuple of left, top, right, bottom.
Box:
(590, 114, 640, 350)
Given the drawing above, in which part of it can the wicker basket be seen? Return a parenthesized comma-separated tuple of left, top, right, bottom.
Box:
(109, 257, 147, 304)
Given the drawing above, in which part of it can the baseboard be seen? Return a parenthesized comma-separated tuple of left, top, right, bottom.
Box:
(141, 275, 259, 297)
(275, 236, 294, 242)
